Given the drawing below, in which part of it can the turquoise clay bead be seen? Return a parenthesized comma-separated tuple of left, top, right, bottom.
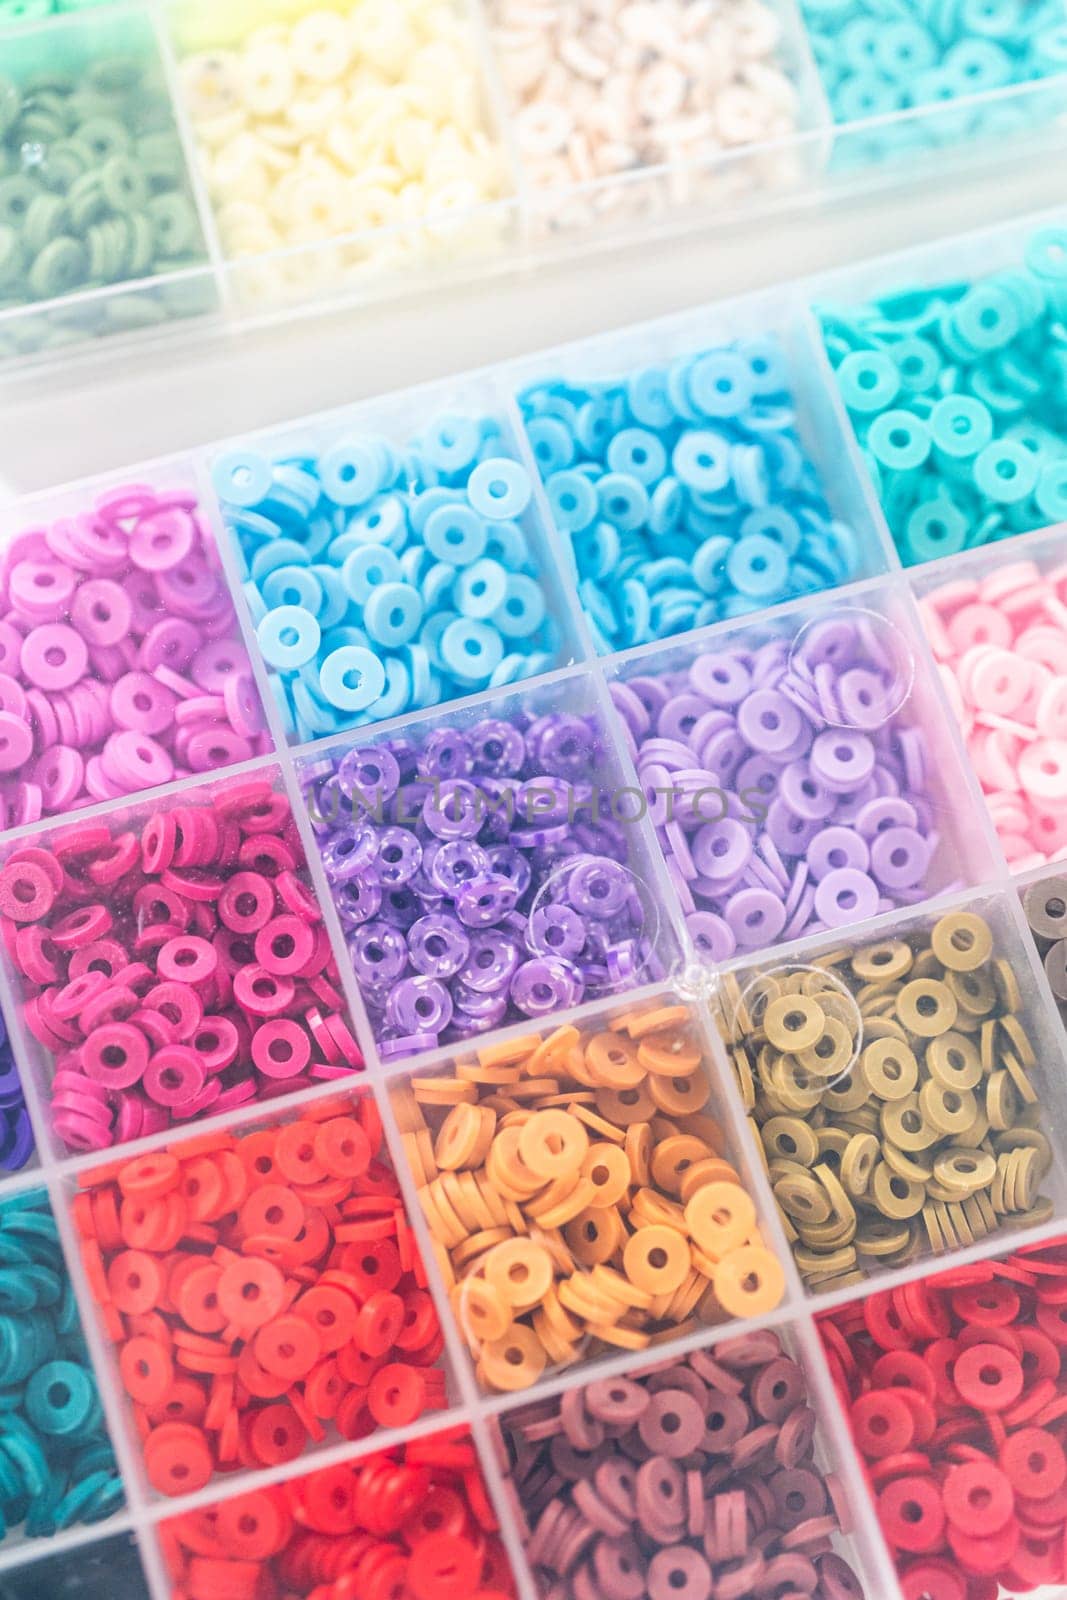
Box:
(213, 412, 559, 743)
(801, 0, 1067, 160)
(0, 1189, 122, 1541)
(518, 336, 861, 655)
(819, 224, 1067, 566)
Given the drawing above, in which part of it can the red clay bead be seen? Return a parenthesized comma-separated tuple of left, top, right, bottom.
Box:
(79, 1095, 447, 1497)
(820, 1235, 1067, 1600)
(162, 1431, 517, 1600)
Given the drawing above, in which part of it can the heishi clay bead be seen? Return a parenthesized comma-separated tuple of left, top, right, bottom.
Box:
(489, 0, 801, 229)
(0, 478, 271, 823)
(0, 1532, 151, 1600)
(176, 1, 510, 298)
(160, 1427, 518, 1600)
(214, 413, 559, 743)
(0, 996, 34, 1172)
(75, 1094, 447, 1496)
(818, 224, 1067, 567)
(0, 772, 364, 1155)
(496, 1332, 866, 1600)
(302, 708, 664, 1058)
(392, 1004, 786, 1395)
(819, 1236, 1067, 1600)
(1021, 874, 1067, 1031)
(0, 32, 206, 311)
(801, 0, 1067, 152)
(0, 1188, 124, 1542)
(919, 555, 1067, 870)
(518, 337, 861, 655)
(611, 609, 948, 960)
(717, 909, 1054, 1292)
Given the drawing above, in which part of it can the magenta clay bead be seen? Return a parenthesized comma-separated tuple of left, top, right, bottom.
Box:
(0, 480, 274, 818)
(0, 774, 365, 1154)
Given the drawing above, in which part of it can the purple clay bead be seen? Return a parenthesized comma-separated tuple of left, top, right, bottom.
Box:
(423, 728, 475, 778)
(386, 975, 453, 1036)
(807, 825, 870, 881)
(511, 956, 583, 1015)
(455, 875, 523, 927)
(338, 743, 401, 801)
(529, 902, 586, 959)
(334, 873, 383, 927)
(348, 921, 408, 984)
(427, 839, 490, 894)
(376, 826, 423, 885)
(692, 819, 752, 881)
(422, 778, 484, 838)
(813, 868, 880, 928)
(321, 822, 379, 881)
(471, 719, 527, 774)
(407, 914, 471, 977)
(687, 911, 737, 962)
(726, 887, 787, 948)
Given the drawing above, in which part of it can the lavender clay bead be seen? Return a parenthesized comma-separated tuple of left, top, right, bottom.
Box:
(301, 708, 663, 1055)
(610, 611, 948, 959)
(497, 1336, 866, 1600)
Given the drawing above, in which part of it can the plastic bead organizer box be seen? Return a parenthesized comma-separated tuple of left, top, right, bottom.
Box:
(3, 0, 1067, 367)
(11, 149, 1067, 1600)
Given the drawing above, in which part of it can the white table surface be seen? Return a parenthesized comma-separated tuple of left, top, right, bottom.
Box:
(0, 159, 1063, 502)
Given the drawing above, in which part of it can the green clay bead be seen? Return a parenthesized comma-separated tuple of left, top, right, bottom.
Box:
(28, 234, 87, 298)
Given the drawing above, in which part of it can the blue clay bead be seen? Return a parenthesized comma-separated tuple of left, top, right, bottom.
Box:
(215, 407, 558, 740)
(519, 333, 859, 654)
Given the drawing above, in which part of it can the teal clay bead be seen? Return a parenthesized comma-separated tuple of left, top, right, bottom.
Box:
(518, 337, 861, 655)
(0, 1189, 123, 1541)
(0, 39, 205, 314)
(802, 0, 1067, 160)
(818, 224, 1067, 566)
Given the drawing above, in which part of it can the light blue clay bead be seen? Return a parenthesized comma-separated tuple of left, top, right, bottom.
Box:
(257, 605, 320, 670)
(364, 582, 423, 648)
(318, 645, 386, 711)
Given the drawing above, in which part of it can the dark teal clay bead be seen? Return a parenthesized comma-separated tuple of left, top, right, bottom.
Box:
(0, 1189, 122, 1542)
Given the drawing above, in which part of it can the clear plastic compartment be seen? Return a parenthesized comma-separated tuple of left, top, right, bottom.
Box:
(386, 987, 800, 1398)
(507, 296, 893, 658)
(602, 583, 998, 963)
(0, 5, 218, 363)
(162, 0, 518, 312)
(205, 372, 586, 746)
(294, 668, 685, 1062)
(909, 524, 1067, 876)
(810, 213, 1067, 570)
(0, 1184, 127, 1553)
(61, 1082, 459, 1505)
(711, 888, 1067, 1294)
(0, 457, 274, 824)
(487, 1315, 890, 1600)
(486, 0, 830, 239)
(0, 762, 366, 1164)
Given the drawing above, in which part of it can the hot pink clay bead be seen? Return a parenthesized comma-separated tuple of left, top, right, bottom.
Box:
(0, 481, 274, 820)
(0, 774, 365, 1154)
(920, 555, 1067, 869)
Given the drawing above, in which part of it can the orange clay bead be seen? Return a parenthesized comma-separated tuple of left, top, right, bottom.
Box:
(78, 1095, 447, 1496)
(394, 1005, 787, 1394)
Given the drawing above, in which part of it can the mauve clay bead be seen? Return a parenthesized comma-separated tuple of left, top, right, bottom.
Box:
(497, 1336, 866, 1600)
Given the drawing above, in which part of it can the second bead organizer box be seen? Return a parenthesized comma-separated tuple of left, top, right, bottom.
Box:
(1, 207, 1067, 1600)
(3, 0, 1067, 367)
